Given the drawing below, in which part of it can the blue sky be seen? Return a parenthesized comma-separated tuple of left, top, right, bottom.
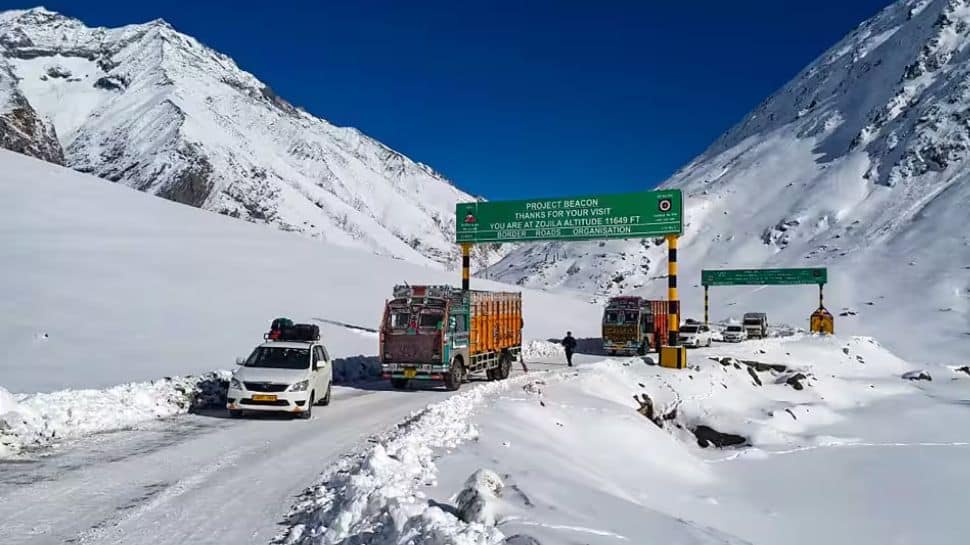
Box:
(9, 0, 891, 199)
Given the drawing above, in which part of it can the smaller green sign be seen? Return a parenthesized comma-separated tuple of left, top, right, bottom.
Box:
(701, 268, 827, 286)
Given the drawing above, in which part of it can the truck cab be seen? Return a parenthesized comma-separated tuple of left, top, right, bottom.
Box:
(602, 296, 667, 355)
(227, 338, 332, 419)
(743, 313, 768, 339)
(380, 285, 520, 391)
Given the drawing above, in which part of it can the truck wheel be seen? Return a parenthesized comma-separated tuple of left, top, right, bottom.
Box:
(319, 384, 331, 406)
(486, 366, 498, 381)
(444, 358, 464, 391)
(609, 350, 617, 357)
(499, 353, 512, 380)
(637, 343, 646, 356)
(390, 378, 408, 389)
(229, 409, 243, 418)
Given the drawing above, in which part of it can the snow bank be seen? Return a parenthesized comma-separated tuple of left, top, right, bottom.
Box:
(521, 340, 564, 361)
(278, 376, 541, 545)
(421, 334, 936, 544)
(0, 371, 229, 459)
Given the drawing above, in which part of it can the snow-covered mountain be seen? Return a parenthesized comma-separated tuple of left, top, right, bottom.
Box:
(0, 7, 496, 269)
(488, 0, 970, 360)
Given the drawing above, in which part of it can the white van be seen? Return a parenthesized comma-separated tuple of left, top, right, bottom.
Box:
(227, 341, 333, 419)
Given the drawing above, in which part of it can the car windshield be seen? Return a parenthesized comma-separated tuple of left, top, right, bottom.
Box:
(727, 326, 743, 332)
(245, 347, 310, 369)
(680, 325, 699, 333)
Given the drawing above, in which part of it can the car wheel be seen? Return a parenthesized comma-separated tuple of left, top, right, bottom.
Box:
(319, 384, 331, 406)
(300, 393, 314, 419)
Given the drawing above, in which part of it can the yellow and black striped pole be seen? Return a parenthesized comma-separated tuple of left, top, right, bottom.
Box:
(461, 243, 472, 291)
(667, 234, 680, 346)
(818, 283, 824, 309)
(704, 285, 709, 326)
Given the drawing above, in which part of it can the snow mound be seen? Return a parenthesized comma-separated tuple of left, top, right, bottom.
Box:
(521, 340, 564, 361)
(455, 469, 504, 526)
(424, 334, 945, 544)
(0, 371, 229, 459)
(278, 376, 541, 545)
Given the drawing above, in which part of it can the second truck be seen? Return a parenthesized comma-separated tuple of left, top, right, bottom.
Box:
(601, 296, 670, 356)
(380, 285, 522, 391)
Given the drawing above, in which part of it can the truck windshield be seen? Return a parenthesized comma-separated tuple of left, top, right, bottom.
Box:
(605, 310, 638, 324)
(743, 319, 761, 325)
(388, 312, 410, 329)
(418, 311, 443, 329)
(245, 347, 310, 369)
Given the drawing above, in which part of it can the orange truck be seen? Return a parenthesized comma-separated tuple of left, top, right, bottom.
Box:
(601, 297, 670, 355)
(380, 285, 522, 391)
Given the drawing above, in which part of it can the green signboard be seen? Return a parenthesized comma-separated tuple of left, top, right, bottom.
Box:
(455, 189, 683, 244)
(701, 268, 828, 286)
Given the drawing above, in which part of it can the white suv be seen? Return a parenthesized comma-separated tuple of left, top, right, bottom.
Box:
(722, 324, 747, 343)
(678, 323, 713, 348)
(227, 341, 333, 419)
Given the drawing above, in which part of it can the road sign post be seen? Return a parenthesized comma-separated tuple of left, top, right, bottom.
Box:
(700, 267, 833, 334)
(456, 189, 688, 367)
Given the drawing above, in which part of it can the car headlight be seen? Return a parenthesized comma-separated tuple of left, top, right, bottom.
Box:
(288, 380, 309, 392)
(230, 377, 244, 390)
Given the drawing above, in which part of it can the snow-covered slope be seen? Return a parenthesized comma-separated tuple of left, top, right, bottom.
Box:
(488, 0, 970, 362)
(0, 149, 596, 393)
(280, 335, 970, 545)
(0, 7, 496, 269)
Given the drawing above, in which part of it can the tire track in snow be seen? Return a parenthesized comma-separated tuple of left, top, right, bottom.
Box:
(67, 446, 251, 544)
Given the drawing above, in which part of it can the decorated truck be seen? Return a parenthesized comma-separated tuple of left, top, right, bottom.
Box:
(601, 296, 670, 355)
(380, 285, 522, 391)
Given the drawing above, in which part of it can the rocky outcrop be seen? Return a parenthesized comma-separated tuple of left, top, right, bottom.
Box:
(0, 62, 64, 164)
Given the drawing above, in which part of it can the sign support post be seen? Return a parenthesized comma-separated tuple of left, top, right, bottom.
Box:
(461, 243, 471, 292)
(660, 234, 687, 368)
(704, 285, 710, 326)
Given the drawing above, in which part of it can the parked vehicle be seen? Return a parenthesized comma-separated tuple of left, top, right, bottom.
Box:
(678, 322, 713, 348)
(743, 312, 768, 339)
(380, 285, 522, 391)
(227, 321, 332, 419)
(722, 324, 747, 343)
(601, 297, 670, 355)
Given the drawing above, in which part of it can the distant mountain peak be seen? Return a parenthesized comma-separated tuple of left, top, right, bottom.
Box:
(488, 0, 970, 314)
(0, 7, 501, 269)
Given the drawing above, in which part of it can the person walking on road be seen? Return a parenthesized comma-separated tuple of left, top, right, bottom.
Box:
(561, 331, 577, 367)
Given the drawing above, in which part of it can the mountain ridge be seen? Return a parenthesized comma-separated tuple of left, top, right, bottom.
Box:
(0, 7, 498, 269)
